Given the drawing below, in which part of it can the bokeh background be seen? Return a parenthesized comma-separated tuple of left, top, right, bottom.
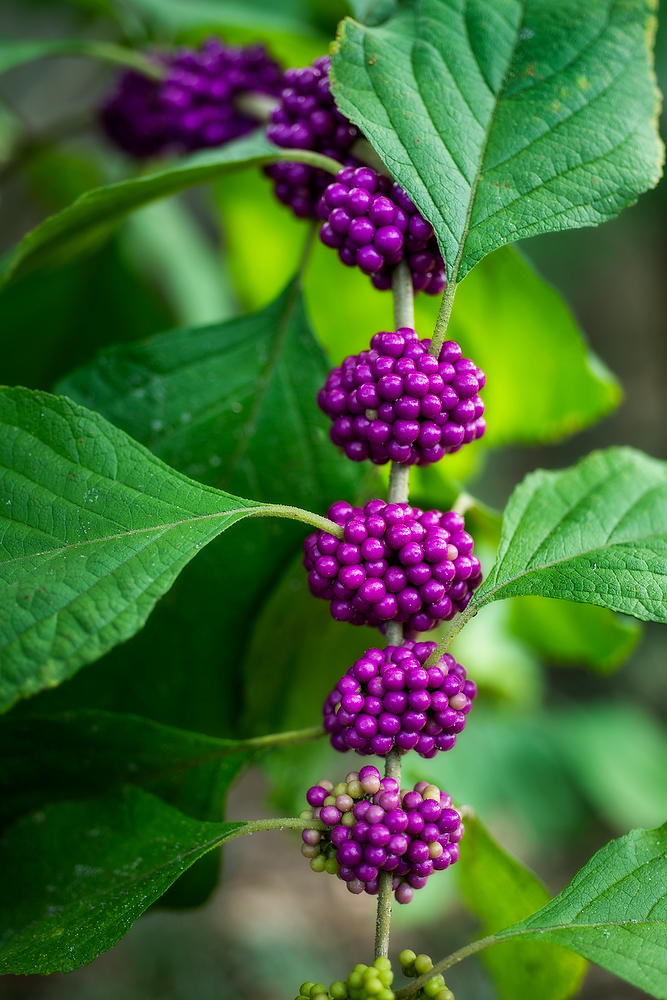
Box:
(0, 2, 665, 999)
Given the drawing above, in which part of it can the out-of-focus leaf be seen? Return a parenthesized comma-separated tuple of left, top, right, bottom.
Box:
(552, 705, 667, 832)
(0, 38, 161, 77)
(509, 596, 641, 672)
(459, 814, 586, 1000)
(0, 709, 255, 829)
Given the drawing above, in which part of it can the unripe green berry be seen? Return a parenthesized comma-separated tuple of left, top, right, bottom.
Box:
(334, 782, 348, 796)
(347, 780, 363, 799)
(330, 982, 347, 999)
(374, 958, 391, 972)
(301, 844, 320, 859)
(323, 795, 336, 806)
(310, 855, 326, 873)
(399, 950, 417, 972)
(378, 970, 393, 987)
(413, 955, 433, 976)
(300, 809, 313, 820)
(378, 991, 394, 1000)
(325, 857, 339, 875)
(300, 983, 314, 995)
(311, 985, 327, 997)
(341, 811, 355, 827)
(423, 975, 445, 997)
(434, 991, 454, 1000)
(364, 976, 382, 995)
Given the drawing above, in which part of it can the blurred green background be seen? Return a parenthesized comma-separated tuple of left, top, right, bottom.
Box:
(0, 1, 665, 999)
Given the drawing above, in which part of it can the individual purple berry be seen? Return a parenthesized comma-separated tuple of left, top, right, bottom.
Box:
(318, 328, 485, 466)
(304, 500, 482, 631)
(265, 56, 362, 218)
(317, 166, 446, 294)
(101, 37, 283, 157)
(302, 770, 463, 902)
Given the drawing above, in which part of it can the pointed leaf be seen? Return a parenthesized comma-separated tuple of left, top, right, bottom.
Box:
(495, 825, 667, 998)
(0, 787, 246, 974)
(331, 0, 663, 279)
(471, 447, 667, 622)
(0, 132, 341, 287)
(459, 814, 586, 1000)
(0, 387, 325, 711)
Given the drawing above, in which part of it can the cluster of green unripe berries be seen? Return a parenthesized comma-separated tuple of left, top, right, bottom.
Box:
(294, 953, 453, 1000)
(295, 957, 394, 1000)
(399, 951, 454, 1000)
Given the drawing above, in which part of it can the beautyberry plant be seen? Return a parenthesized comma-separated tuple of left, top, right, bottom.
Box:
(0, 2, 665, 1000)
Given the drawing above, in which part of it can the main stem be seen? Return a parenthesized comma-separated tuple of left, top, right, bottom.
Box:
(374, 261, 415, 960)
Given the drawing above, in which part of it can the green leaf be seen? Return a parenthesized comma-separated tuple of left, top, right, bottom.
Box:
(550, 705, 667, 831)
(0, 709, 255, 829)
(509, 595, 641, 672)
(117, 0, 326, 39)
(0, 786, 246, 974)
(0, 38, 162, 78)
(471, 447, 667, 622)
(42, 283, 363, 749)
(331, 0, 663, 280)
(446, 248, 621, 445)
(459, 814, 586, 1000)
(0, 386, 325, 712)
(495, 824, 667, 998)
(0, 132, 341, 287)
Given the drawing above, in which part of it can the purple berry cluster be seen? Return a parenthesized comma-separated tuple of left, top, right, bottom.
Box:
(304, 500, 481, 631)
(323, 641, 476, 758)
(101, 38, 283, 157)
(265, 56, 361, 218)
(316, 167, 446, 294)
(318, 328, 486, 465)
(302, 767, 463, 903)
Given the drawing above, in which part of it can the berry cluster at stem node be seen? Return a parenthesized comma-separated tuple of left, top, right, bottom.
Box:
(304, 501, 481, 631)
(295, 957, 394, 1000)
(265, 56, 361, 218)
(318, 328, 486, 465)
(317, 166, 446, 294)
(101, 37, 283, 157)
(301, 767, 463, 902)
(399, 952, 454, 1000)
(323, 641, 476, 757)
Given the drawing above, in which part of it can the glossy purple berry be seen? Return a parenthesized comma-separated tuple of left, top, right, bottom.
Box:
(324, 641, 476, 758)
(101, 37, 284, 157)
(302, 769, 463, 901)
(317, 166, 446, 294)
(265, 56, 362, 218)
(318, 328, 485, 465)
(303, 500, 482, 631)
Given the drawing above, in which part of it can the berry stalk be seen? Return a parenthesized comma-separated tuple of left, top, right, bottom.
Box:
(374, 749, 402, 959)
(375, 260, 415, 959)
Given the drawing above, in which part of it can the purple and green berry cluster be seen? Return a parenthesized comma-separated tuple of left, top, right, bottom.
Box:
(304, 500, 481, 631)
(265, 56, 361, 217)
(101, 38, 283, 157)
(318, 328, 486, 465)
(295, 956, 395, 1000)
(302, 767, 463, 904)
(317, 167, 446, 294)
(323, 641, 476, 758)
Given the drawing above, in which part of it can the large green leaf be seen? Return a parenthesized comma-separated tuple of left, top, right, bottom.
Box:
(470, 447, 667, 622)
(494, 825, 667, 998)
(0, 787, 247, 974)
(40, 284, 364, 744)
(331, 0, 663, 280)
(509, 595, 641, 672)
(0, 132, 341, 287)
(0, 386, 326, 712)
(0, 709, 256, 829)
(459, 814, 586, 1000)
